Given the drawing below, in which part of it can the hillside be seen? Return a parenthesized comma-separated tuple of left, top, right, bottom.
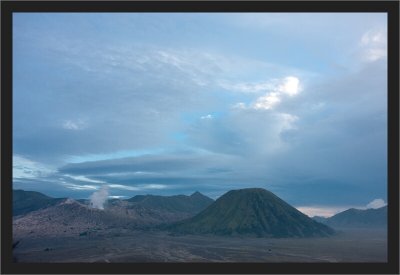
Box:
(318, 206, 387, 229)
(169, 188, 335, 238)
(126, 191, 213, 215)
(13, 190, 214, 238)
(13, 198, 173, 238)
(13, 198, 125, 238)
(13, 190, 64, 216)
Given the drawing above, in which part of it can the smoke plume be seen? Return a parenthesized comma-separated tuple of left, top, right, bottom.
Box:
(89, 186, 109, 210)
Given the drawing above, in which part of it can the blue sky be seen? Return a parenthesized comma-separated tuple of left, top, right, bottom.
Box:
(13, 13, 387, 217)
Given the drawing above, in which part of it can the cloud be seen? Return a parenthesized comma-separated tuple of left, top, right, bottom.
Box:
(226, 13, 387, 64)
(13, 155, 55, 179)
(60, 181, 161, 196)
(218, 81, 275, 93)
(108, 195, 128, 199)
(65, 174, 107, 184)
(62, 119, 86, 130)
(361, 29, 386, 46)
(141, 184, 167, 190)
(13, 13, 312, 165)
(229, 76, 301, 111)
(107, 183, 167, 191)
(66, 148, 166, 164)
(278, 76, 300, 96)
(253, 92, 281, 110)
(366, 198, 386, 209)
(360, 29, 387, 62)
(59, 153, 213, 175)
(63, 183, 99, 191)
(296, 206, 351, 218)
(54, 150, 249, 195)
(232, 102, 246, 109)
(107, 184, 141, 191)
(363, 48, 386, 62)
(185, 109, 300, 158)
(221, 76, 301, 96)
(200, 114, 213, 120)
(280, 113, 299, 130)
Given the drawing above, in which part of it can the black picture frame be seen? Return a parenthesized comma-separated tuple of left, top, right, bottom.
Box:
(1, 1, 399, 274)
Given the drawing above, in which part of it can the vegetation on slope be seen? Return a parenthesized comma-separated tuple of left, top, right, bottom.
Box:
(170, 188, 335, 238)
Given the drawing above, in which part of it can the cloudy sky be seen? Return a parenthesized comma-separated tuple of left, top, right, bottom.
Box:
(13, 13, 387, 217)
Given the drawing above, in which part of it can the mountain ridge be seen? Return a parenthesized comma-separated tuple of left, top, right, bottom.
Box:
(169, 188, 335, 238)
(125, 191, 213, 214)
(14, 188, 341, 238)
(13, 189, 64, 216)
(13, 189, 215, 238)
(313, 206, 387, 229)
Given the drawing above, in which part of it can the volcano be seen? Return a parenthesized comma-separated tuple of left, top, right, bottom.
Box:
(169, 188, 335, 238)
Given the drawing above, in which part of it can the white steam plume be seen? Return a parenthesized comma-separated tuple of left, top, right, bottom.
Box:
(89, 186, 109, 210)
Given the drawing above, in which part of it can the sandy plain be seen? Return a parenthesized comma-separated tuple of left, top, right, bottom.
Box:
(13, 228, 387, 263)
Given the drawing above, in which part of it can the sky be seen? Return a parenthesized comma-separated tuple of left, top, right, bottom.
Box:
(13, 13, 388, 217)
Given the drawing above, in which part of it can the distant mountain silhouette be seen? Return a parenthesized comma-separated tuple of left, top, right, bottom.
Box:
(314, 206, 387, 229)
(126, 191, 213, 215)
(13, 190, 64, 216)
(169, 188, 335, 238)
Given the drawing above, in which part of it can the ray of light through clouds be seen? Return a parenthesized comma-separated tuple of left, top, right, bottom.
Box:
(13, 13, 387, 213)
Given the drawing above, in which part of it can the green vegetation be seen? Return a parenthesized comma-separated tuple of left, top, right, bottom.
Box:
(126, 191, 213, 214)
(170, 188, 335, 238)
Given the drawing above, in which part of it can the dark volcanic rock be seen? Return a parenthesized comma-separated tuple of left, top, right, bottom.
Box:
(13, 190, 215, 238)
(13, 198, 127, 237)
(169, 188, 335, 238)
(13, 197, 186, 238)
